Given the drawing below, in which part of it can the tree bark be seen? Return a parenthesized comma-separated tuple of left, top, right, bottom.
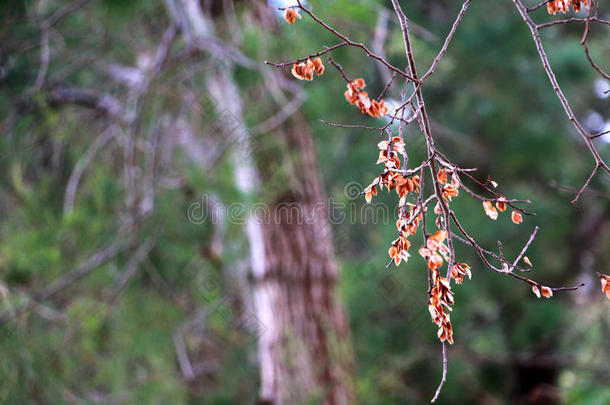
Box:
(252, 116, 355, 405)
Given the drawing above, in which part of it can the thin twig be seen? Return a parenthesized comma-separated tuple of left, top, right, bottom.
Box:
(378, 71, 396, 101)
(526, 0, 551, 12)
(327, 55, 351, 83)
(265, 42, 349, 68)
(431, 342, 447, 403)
(571, 163, 600, 206)
(507, 226, 539, 273)
(320, 120, 384, 131)
(537, 16, 610, 29)
(421, 0, 472, 81)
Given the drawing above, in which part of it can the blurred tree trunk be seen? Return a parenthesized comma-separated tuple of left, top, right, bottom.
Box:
(251, 116, 355, 405)
(196, 2, 355, 403)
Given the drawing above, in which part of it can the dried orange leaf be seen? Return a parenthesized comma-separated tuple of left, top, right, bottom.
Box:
(496, 196, 507, 212)
(291, 59, 314, 81)
(532, 285, 541, 299)
(437, 169, 447, 185)
(482, 201, 498, 220)
(430, 230, 448, 243)
(511, 210, 523, 224)
(311, 57, 324, 76)
(284, 8, 301, 24)
(540, 286, 553, 298)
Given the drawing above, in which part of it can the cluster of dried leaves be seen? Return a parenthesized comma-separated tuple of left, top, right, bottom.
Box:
(291, 57, 325, 81)
(482, 198, 522, 224)
(546, 0, 590, 14)
(344, 78, 388, 118)
(272, 0, 609, 400)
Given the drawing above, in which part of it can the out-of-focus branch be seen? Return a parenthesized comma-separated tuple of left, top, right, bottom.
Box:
(249, 92, 306, 135)
(30, 0, 92, 92)
(46, 86, 122, 117)
(372, 8, 392, 84)
(0, 239, 130, 326)
(33, 30, 49, 91)
(173, 307, 219, 381)
(64, 125, 118, 216)
(42, 0, 90, 30)
(109, 238, 156, 303)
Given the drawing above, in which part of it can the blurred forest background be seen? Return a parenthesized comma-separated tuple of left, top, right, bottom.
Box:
(1, 0, 609, 404)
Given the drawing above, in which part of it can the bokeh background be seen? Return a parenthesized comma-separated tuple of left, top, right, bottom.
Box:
(1, 0, 609, 404)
